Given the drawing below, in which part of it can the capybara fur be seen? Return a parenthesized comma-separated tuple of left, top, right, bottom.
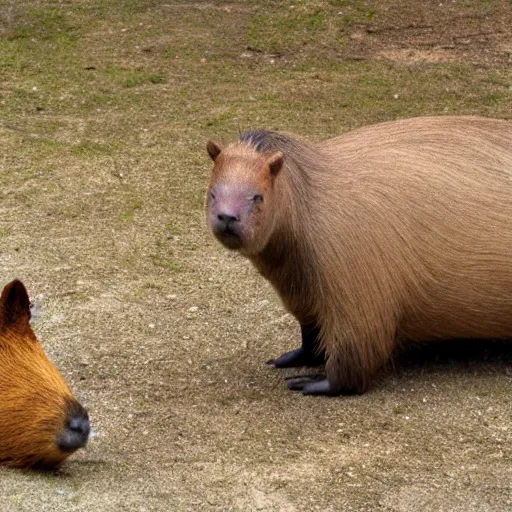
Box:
(0, 280, 89, 468)
(206, 116, 512, 396)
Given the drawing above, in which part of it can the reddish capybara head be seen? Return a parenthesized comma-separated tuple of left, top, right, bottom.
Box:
(0, 280, 89, 469)
(206, 138, 284, 255)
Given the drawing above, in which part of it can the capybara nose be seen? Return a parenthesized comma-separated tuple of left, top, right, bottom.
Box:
(217, 212, 239, 225)
(57, 403, 90, 453)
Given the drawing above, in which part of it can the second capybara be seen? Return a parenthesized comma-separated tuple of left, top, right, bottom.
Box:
(0, 280, 90, 468)
(205, 116, 512, 396)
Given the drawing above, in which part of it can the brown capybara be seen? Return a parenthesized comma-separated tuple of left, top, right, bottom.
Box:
(205, 116, 512, 396)
(0, 280, 89, 468)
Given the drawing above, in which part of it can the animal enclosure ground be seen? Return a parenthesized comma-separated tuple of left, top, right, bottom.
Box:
(0, 0, 511, 510)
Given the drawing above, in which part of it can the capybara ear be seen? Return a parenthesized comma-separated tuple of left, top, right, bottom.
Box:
(0, 279, 31, 330)
(267, 151, 284, 177)
(207, 140, 223, 161)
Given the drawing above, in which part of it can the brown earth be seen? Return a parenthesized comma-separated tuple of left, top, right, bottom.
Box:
(0, 1, 510, 510)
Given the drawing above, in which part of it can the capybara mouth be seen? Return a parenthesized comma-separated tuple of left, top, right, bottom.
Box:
(217, 229, 243, 249)
(213, 225, 243, 249)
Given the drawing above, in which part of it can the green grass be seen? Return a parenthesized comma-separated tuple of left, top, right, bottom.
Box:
(4, 6, 78, 43)
(245, 1, 377, 54)
(151, 254, 181, 272)
(247, 8, 327, 53)
(120, 199, 143, 221)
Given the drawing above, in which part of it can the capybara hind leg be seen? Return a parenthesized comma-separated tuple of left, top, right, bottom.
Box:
(267, 323, 324, 367)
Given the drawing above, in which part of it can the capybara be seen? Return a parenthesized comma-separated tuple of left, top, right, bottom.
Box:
(205, 116, 512, 396)
(0, 280, 89, 468)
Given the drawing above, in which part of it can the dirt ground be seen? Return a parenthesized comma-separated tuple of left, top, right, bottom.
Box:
(0, 1, 511, 510)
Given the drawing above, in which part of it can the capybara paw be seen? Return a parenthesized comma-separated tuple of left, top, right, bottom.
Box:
(285, 375, 341, 396)
(285, 374, 340, 395)
(267, 347, 324, 368)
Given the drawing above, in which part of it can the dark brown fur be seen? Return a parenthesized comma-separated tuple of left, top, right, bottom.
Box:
(206, 116, 512, 395)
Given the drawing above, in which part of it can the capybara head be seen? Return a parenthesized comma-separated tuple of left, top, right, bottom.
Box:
(0, 280, 89, 469)
(206, 139, 284, 255)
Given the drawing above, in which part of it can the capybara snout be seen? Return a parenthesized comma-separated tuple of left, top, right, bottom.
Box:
(207, 185, 251, 249)
(0, 279, 89, 468)
(56, 399, 90, 453)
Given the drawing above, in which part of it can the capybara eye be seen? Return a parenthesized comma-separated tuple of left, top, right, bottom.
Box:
(252, 194, 263, 203)
(209, 190, 216, 200)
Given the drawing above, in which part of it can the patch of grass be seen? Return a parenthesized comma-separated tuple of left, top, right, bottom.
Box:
(122, 75, 143, 88)
(104, 66, 167, 88)
(392, 404, 414, 415)
(71, 140, 122, 156)
(245, 1, 378, 55)
(142, 282, 163, 290)
(123, 72, 166, 88)
(5, 6, 78, 44)
(148, 72, 166, 84)
(166, 222, 180, 236)
(246, 7, 327, 54)
(1, 53, 29, 73)
(482, 92, 501, 105)
(330, 0, 376, 23)
(71, 292, 92, 303)
(120, 199, 143, 221)
(164, 260, 181, 272)
(204, 107, 240, 128)
(151, 255, 181, 272)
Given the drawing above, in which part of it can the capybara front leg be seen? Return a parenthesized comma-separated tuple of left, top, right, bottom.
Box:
(285, 374, 360, 396)
(285, 374, 341, 396)
(267, 323, 325, 368)
(284, 338, 379, 396)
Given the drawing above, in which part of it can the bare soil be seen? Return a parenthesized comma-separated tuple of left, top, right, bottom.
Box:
(0, 1, 510, 510)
